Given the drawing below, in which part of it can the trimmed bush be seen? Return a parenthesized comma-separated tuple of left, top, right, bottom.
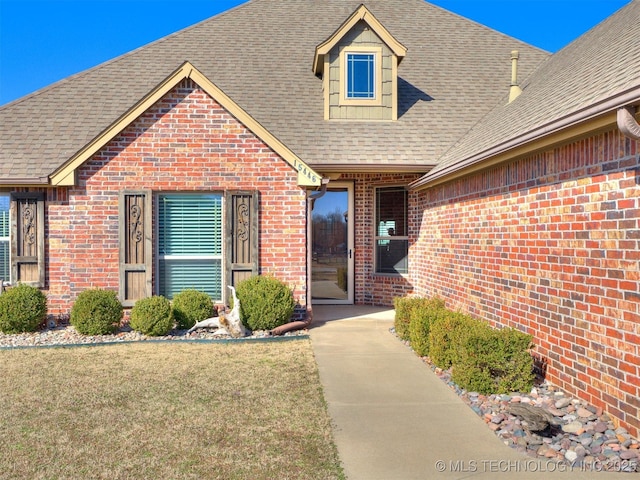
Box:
(70, 289, 123, 335)
(172, 289, 215, 329)
(130, 296, 173, 336)
(393, 296, 413, 341)
(428, 311, 481, 369)
(0, 283, 47, 333)
(235, 275, 295, 331)
(452, 326, 534, 394)
(407, 296, 446, 357)
(394, 296, 445, 342)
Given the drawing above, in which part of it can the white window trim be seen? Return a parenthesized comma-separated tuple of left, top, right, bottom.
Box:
(339, 46, 383, 106)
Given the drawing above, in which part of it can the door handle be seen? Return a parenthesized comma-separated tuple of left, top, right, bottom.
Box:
(349, 249, 352, 259)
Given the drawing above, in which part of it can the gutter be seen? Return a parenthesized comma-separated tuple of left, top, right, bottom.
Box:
(0, 176, 50, 186)
(271, 178, 330, 336)
(618, 106, 640, 140)
(411, 87, 640, 190)
(314, 163, 433, 174)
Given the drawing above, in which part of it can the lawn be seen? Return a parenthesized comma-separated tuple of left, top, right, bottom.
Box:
(0, 340, 344, 480)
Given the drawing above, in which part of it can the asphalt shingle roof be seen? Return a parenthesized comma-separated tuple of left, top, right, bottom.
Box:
(0, 0, 549, 182)
(426, 0, 640, 183)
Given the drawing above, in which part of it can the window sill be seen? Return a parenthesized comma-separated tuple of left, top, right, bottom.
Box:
(373, 272, 409, 278)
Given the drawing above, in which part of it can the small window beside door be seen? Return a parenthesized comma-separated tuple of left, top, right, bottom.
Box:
(375, 186, 408, 274)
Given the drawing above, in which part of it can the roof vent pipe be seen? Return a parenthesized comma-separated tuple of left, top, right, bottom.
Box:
(508, 50, 522, 103)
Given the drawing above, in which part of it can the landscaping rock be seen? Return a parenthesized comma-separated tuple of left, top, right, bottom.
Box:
(555, 397, 573, 409)
(577, 407, 592, 418)
(562, 421, 584, 434)
(391, 327, 640, 473)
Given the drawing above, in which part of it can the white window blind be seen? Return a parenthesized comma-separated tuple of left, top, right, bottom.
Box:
(158, 194, 223, 300)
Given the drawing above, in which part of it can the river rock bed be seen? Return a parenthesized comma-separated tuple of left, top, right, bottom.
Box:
(392, 328, 640, 473)
(0, 324, 307, 349)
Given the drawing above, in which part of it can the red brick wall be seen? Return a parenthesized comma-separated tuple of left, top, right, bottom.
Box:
(339, 173, 420, 305)
(41, 79, 307, 316)
(412, 128, 640, 436)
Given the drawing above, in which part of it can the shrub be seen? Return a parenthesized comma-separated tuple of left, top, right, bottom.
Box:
(235, 275, 295, 331)
(429, 311, 480, 369)
(172, 289, 215, 329)
(394, 296, 445, 342)
(130, 296, 173, 336)
(452, 326, 534, 394)
(70, 289, 123, 335)
(393, 297, 413, 341)
(407, 296, 447, 357)
(0, 283, 47, 333)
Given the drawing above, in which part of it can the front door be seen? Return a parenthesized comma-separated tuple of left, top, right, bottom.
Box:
(311, 183, 354, 304)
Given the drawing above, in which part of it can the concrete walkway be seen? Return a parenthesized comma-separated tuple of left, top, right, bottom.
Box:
(309, 305, 624, 480)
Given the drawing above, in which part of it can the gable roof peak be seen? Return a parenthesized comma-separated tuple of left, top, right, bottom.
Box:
(313, 3, 407, 75)
(48, 61, 321, 188)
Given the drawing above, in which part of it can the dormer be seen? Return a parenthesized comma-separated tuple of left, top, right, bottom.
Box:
(313, 4, 407, 121)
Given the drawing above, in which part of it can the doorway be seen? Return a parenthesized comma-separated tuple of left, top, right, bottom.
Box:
(311, 182, 354, 304)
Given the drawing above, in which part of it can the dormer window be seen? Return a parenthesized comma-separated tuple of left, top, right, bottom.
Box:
(340, 47, 382, 105)
(346, 52, 375, 99)
(313, 5, 407, 121)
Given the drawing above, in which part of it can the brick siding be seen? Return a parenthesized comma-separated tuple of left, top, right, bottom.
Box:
(411, 128, 640, 436)
(338, 173, 420, 305)
(39, 79, 307, 316)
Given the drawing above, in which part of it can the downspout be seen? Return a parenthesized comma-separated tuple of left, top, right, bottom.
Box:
(271, 178, 330, 335)
(618, 105, 640, 140)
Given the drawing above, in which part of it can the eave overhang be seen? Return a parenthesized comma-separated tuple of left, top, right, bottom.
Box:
(410, 87, 640, 191)
(313, 4, 407, 76)
(313, 163, 433, 175)
(0, 177, 50, 187)
(49, 61, 321, 187)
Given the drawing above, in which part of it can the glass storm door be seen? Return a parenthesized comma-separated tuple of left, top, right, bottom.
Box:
(311, 183, 354, 304)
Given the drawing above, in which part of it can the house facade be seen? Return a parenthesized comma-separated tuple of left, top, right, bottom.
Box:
(1, 0, 638, 435)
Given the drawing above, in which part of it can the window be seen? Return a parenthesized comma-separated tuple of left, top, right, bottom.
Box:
(158, 194, 223, 300)
(346, 53, 375, 99)
(375, 187, 408, 274)
(120, 190, 258, 306)
(339, 47, 382, 106)
(0, 195, 9, 283)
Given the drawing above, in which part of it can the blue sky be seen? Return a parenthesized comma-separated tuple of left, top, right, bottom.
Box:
(0, 0, 631, 106)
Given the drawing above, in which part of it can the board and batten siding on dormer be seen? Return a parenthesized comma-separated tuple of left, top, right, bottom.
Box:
(326, 21, 397, 121)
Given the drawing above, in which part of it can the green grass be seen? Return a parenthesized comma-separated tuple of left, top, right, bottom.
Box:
(0, 341, 344, 480)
